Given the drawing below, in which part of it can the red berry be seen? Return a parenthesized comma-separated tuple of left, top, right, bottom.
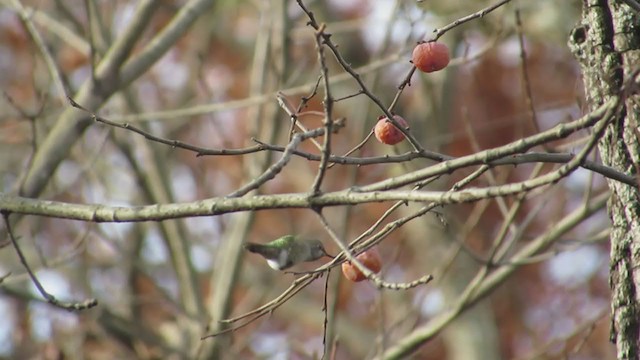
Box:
(374, 115, 408, 145)
(341, 248, 382, 282)
(412, 42, 450, 73)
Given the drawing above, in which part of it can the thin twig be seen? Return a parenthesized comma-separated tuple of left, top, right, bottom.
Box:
(277, 88, 324, 150)
(67, 96, 636, 186)
(394, 0, 511, 97)
(9, 0, 68, 104)
(228, 119, 345, 198)
(380, 192, 608, 359)
(260, 143, 635, 186)
(68, 97, 266, 157)
(203, 271, 325, 336)
(3, 91, 46, 191)
(310, 23, 335, 194)
(315, 211, 433, 290)
(514, 9, 541, 136)
(321, 270, 331, 360)
(356, 96, 620, 192)
(296, 0, 424, 152)
(1, 212, 98, 311)
(432, 0, 512, 41)
(279, 76, 322, 142)
(0, 272, 11, 284)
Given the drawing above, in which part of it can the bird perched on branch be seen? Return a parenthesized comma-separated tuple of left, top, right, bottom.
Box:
(244, 235, 332, 270)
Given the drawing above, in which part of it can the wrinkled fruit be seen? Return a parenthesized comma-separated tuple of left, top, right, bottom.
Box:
(374, 115, 408, 145)
(341, 248, 382, 282)
(412, 42, 450, 73)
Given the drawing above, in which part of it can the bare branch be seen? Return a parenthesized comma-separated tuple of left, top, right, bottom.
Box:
(1, 212, 97, 311)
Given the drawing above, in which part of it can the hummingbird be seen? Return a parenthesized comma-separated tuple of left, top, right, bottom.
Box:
(244, 235, 332, 270)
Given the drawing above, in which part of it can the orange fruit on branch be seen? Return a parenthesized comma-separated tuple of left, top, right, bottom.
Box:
(341, 248, 382, 282)
(412, 42, 450, 73)
(374, 115, 408, 145)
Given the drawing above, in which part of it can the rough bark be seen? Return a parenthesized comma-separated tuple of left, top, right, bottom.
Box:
(569, 1, 640, 358)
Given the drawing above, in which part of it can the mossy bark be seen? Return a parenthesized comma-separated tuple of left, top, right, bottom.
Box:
(569, 1, 640, 358)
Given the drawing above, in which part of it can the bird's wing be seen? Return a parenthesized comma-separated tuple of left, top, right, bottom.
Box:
(278, 249, 293, 270)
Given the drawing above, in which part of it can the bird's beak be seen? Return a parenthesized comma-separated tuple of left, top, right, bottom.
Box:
(324, 251, 335, 259)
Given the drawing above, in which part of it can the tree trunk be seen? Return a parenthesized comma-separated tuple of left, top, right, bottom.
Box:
(569, 1, 640, 358)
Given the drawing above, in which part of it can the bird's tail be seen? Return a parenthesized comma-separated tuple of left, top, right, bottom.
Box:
(244, 242, 263, 253)
(244, 243, 281, 259)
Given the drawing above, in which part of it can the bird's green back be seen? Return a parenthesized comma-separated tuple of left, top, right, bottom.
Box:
(267, 234, 296, 248)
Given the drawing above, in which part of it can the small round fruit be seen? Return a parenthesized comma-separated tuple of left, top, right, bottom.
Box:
(341, 248, 382, 282)
(341, 261, 366, 282)
(356, 248, 382, 274)
(412, 42, 450, 73)
(374, 115, 408, 145)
